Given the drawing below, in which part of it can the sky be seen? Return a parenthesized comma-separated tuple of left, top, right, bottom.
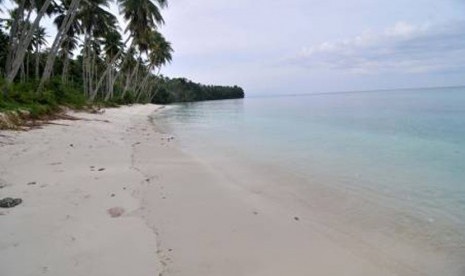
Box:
(157, 0, 465, 95)
(2, 0, 465, 95)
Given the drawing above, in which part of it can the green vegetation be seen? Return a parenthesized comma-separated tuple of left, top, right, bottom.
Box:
(0, 79, 87, 118)
(152, 77, 245, 104)
(0, 0, 244, 124)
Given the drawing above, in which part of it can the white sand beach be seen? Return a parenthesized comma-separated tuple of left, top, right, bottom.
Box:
(0, 104, 448, 276)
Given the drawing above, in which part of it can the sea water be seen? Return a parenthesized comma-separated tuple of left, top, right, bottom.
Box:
(154, 86, 465, 268)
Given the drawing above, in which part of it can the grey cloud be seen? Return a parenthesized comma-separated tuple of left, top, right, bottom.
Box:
(292, 21, 465, 74)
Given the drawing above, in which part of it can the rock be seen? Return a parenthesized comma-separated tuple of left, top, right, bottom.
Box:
(27, 181, 37, 185)
(294, 216, 300, 221)
(98, 168, 105, 172)
(0, 197, 23, 208)
(107, 207, 125, 218)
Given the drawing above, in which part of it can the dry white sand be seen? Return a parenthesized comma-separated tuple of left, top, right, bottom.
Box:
(0, 104, 445, 276)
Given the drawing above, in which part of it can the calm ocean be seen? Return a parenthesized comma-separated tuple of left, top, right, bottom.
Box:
(154, 86, 465, 265)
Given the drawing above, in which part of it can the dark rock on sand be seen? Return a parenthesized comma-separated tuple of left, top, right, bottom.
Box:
(108, 207, 125, 218)
(0, 197, 23, 208)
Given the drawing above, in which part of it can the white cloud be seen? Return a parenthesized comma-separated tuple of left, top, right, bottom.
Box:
(294, 20, 465, 75)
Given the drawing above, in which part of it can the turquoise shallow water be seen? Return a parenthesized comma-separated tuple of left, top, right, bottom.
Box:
(155, 86, 465, 258)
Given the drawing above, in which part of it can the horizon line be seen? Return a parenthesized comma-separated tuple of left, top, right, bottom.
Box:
(246, 84, 465, 98)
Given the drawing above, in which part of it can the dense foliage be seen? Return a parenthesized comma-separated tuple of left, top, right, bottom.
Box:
(152, 77, 245, 104)
(0, 0, 244, 119)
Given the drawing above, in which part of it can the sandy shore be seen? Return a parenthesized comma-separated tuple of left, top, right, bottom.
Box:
(0, 104, 438, 275)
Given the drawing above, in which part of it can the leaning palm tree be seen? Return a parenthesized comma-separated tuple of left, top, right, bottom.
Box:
(59, 33, 79, 84)
(135, 30, 172, 99)
(53, 2, 81, 84)
(93, 0, 168, 98)
(38, 0, 82, 91)
(102, 29, 123, 100)
(77, 0, 116, 98)
(5, 0, 56, 85)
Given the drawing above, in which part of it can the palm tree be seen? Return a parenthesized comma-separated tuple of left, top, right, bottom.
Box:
(5, 0, 55, 85)
(0, 28, 8, 77)
(53, 2, 81, 84)
(77, 0, 117, 98)
(31, 26, 47, 80)
(38, 0, 82, 91)
(102, 29, 123, 100)
(135, 30, 172, 100)
(93, 0, 168, 98)
(147, 31, 173, 70)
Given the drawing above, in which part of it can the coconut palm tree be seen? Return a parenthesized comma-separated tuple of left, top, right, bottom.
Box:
(77, 0, 117, 98)
(93, 0, 168, 98)
(53, 1, 82, 84)
(135, 31, 172, 100)
(5, 0, 55, 85)
(31, 26, 48, 80)
(102, 29, 123, 100)
(38, 0, 82, 91)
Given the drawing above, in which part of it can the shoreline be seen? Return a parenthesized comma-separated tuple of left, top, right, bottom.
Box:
(0, 104, 460, 275)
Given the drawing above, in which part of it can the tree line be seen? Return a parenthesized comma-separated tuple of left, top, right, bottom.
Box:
(152, 76, 245, 104)
(0, 0, 172, 102)
(0, 0, 244, 117)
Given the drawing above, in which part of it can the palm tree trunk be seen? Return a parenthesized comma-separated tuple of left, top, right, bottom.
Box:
(124, 60, 140, 94)
(26, 52, 29, 82)
(62, 54, 70, 84)
(5, 0, 26, 78)
(82, 42, 87, 96)
(104, 63, 114, 101)
(20, 62, 25, 83)
(35, 45, 40, 80)
(120, 71, 131, 99)
(135, 71, 153, 95)
(93, 37, 133, 96)
(6, 0, 53, 84)
(38, 0, 81, 91)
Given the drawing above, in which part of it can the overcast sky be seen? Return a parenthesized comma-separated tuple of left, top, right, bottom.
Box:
(158, 0, 465, 95)
(2, 0, 465, 95)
